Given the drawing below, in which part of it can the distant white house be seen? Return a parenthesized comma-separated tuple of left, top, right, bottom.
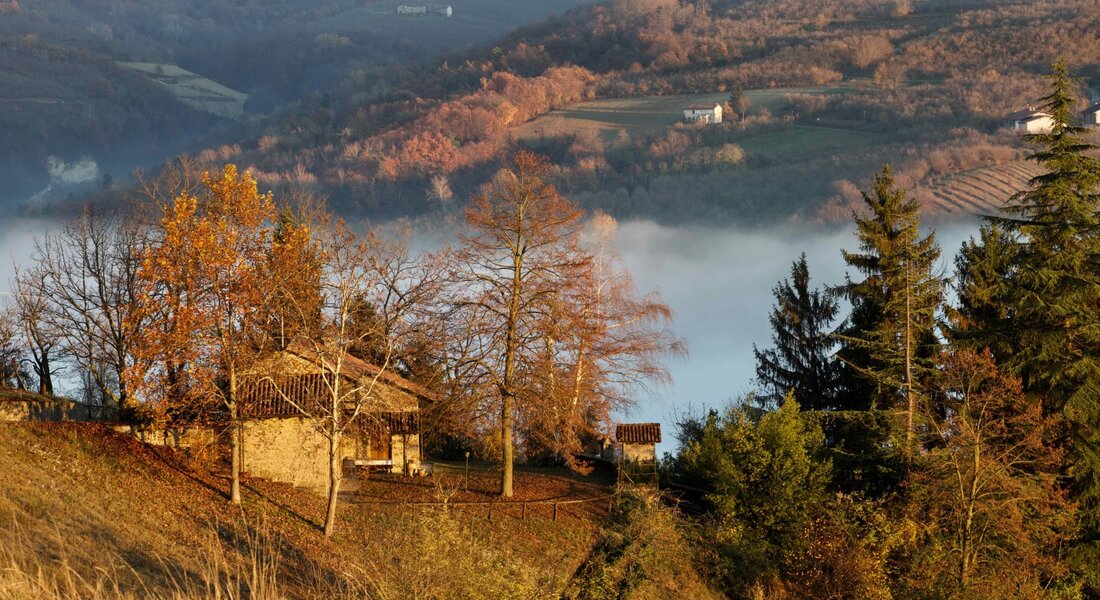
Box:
(1081, 103, 1100, 127)
(396, 4, 452, 16)
(1003, 108, 1054, 134)
(683, 103, 723, 124)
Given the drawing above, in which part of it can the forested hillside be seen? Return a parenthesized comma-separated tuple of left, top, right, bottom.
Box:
(1, 0, 596, 206)
(185, 0, 1100, 223)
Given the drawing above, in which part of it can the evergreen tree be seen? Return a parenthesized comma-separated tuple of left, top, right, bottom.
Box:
(946, 222, 1018, 360)
(992, 61, 1100, 578)
(753, 253, 842, 410)
(674, 395, 831, 594)
(835, 165, 943, 460)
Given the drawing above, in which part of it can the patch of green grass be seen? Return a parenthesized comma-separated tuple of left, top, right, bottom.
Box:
(515, 86, 853, 142)
(737, 124, 882, 158)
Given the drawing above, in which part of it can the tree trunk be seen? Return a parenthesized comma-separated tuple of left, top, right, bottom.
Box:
(324, 427, 342, 537)
(229, 369, 241, 505)
(501, 390, 514, 497)
(36, 349, 53, 396)
(230, 411, 241, 505)
(904, 260, 915, 460)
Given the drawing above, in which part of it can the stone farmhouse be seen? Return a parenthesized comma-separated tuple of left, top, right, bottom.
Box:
(683, 103, 723, 124)
(1003, 108, 1055, 134)
(239, 346, 435, 492)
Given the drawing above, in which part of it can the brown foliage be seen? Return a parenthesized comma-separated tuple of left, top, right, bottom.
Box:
(902, 350, 1074, 596)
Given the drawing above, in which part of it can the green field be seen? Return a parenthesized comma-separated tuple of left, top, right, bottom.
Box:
(119, 63, 247, 119)
(514, 87, 852, 141)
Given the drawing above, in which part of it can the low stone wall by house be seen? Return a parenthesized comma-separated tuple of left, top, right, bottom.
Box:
(0, 395, 96, 422)
(112, 425, 217, 449)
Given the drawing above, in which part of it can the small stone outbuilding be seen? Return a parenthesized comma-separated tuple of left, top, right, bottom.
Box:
(615, 423, 661, 486)
(239, 347, 434, 492)
(615, 423, 662, 464)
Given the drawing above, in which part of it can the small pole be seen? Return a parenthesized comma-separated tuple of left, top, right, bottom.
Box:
(487, 501, 493, 521)
(464, 451, 470, 491)
(552, 502, 558, 521)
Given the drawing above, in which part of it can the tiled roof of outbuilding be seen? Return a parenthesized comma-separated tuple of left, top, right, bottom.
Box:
(616, 423, 662, 444)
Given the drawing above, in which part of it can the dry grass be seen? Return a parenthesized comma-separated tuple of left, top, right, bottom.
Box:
(0, 423, 611, 598)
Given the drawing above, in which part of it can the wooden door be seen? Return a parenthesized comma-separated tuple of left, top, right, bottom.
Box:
(368, 432, 391, 461)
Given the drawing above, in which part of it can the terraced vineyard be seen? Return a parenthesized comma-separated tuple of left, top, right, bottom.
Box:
(916, 160, 1044, 215)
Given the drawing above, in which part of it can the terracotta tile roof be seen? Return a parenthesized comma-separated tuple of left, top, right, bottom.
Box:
(616, 423, 662, 444)
(684, 103, 720, 110)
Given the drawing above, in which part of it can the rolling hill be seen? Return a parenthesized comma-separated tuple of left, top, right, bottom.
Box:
(0, 421, 716, 598)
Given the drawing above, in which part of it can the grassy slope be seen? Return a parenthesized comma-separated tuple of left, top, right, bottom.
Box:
(514, 87, 850, 140)
(0, 423, 611, 597)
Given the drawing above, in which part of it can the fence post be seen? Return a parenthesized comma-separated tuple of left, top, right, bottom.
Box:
(552, 502, 558, 521)
(487, 502, 493, 521)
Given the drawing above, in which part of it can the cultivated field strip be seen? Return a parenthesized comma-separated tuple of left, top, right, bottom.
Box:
(918, 161, 1045, 215)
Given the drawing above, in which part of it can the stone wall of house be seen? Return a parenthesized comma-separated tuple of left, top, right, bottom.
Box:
(242, 417, 356, 493)
(390, 433, 421, 474)
(622, 442, 656, 463)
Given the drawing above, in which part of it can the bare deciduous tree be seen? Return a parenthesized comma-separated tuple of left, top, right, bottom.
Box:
(33, 206, 144, 417)
(448, 150, 589, 497)
(11, 265, 57, 396)
(260, 213, 443, 536)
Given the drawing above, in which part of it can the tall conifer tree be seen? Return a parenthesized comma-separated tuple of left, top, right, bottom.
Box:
(993, 61, 1100, 570)
(753, 254, 841, 410)
(947, 223, 1018, 360)
(835, 165, 943, 460)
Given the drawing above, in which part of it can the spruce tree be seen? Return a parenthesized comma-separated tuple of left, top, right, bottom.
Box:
(753, 253, 842, 410)
(993, 61, 1100, 571)
(835, 165, 943, 459)
(947, 222, 1018, 360)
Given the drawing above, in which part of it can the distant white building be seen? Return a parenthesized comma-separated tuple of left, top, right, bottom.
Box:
(1003, 108, 1054, 134)
(1081, 103, 1100, 127)
(683, 103, 723, 124)
(396, 4, 451, 16)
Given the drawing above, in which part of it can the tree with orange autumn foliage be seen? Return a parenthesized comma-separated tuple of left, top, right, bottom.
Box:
(449, 151, 589, 497)
(129, 164, 280, 505)
(449, 152, 681, 495)
(525, 212, 684, 467)
(903, 350, 1073, 595)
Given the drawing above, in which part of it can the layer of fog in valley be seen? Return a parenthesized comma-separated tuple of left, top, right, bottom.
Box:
(613, 218, 981, 456)
(0, 215, 982, 455)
